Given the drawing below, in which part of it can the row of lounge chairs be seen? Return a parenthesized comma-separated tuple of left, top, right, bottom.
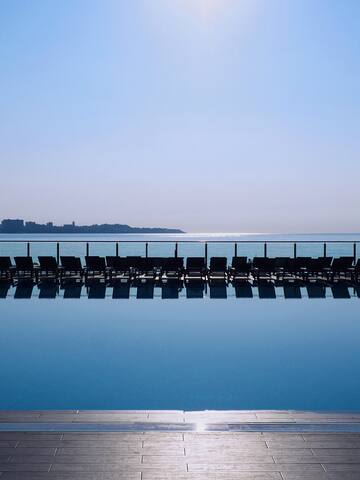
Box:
(1, 255, 359, 283)
(1, 280, 359, 299)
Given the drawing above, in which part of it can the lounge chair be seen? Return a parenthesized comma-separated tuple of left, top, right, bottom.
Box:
(163, 257, 184, 281)
(106, 257, 131, 281)
(208, 257, 228, 282)
(85, 256, 107, 279)
(331, 257, 354, 281)
(0, 257, 14, 280)
(60, 256, 83, 280)
(137, 258, 157, 282)
(354, 259, 360, 282)
(38, 256, 59, 280)
(230, 257, 250, 281)
(185, 257, 206, 281)
(308, 257, 333, 280)
(14, 257, 37, 280)
(252, 257, 275, 280)
(274, 257, 291, 279)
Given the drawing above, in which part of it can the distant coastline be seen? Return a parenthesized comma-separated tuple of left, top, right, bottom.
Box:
(0, 219, 183, 234)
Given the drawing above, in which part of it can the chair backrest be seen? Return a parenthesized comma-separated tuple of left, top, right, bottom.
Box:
(85, 256, 106, 270)
(0, 256, 12, 269)
(311, 257, 333, 270)
(293, 257, 312, 269)
(332, 256, 354, 270)
(165, 257, 184, 271)
(14, 256, 34, 269)
(106, 256, 128, 270)
(38, 256, 58, 270)
(186, 257, 205, 270)
(60, 256, 82, 270)
(126, 256, 143, 269)
(252, 257, 274, 271)
(209, 257, 227, 271)
(231, 257, 248, 271)
(274, 257, 290, 269)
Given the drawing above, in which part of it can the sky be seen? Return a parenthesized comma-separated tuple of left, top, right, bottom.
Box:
(0, 0, 359, 233)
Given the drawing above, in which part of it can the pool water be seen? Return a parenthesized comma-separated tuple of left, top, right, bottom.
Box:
(1, 286, 360, 411)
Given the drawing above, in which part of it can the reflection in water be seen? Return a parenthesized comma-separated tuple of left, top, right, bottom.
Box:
(1, 279, 359, 300)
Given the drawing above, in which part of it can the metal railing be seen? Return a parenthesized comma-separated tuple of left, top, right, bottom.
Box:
(0, 239, 358, 264)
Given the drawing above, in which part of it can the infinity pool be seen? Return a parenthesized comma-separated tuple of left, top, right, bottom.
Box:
(1, 283, 360, 411)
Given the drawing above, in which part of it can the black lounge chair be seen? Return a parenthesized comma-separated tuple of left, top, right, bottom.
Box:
(137, 258, 157, 281)
(85, 256, 107, 279)
(308, 257, 333, 280)
(106, 257, 131, 281)
(163, 257, 184, 281)
(274, 257, 291, 279)
(230, 257, 250, 281)
(331, 257, 354, 280)
(353, 259, 360, 282)
(0, 257, 14, 280)
(288, 257, 312, 280)
(60, 256, 83, 279)
(185, 257, 206, 281)
(14, 257, 37, 280)
(252, 257, 275, 280)
(38, 256, 59, 280)
(208, 257, 228, 282)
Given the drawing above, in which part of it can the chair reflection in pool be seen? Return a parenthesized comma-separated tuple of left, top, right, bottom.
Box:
(306, 283, 326, 298)
(14, 281, 34, 299)
(162, 281, 183, 299)
(234, 282, 253, 298)
(136, 283, 154, 299)
(87, 282, 106, 299)
(186, 282, 205, 298)
(112, 283, 130, 299)
(38, 282, 59, 299)
(283, 284, 302, 299)
(257, 281, 276, 299)
(0, 281, 11, 298)
(61, 282, 83, 299)
(331, 284, 350, 299)
(209, 283, 227, 299)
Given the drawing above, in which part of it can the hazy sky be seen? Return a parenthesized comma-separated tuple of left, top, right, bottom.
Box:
(0, 0, 359, 232)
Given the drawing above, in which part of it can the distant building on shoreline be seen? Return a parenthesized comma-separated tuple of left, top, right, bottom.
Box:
(0, 219, 183, 234)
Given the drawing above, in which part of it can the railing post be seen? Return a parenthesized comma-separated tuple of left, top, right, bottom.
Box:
(145, 243, 148, 258)
(293, 242, 297, 258)
(86, 243, 89, 257)
(205, 242, 208, 264)
(56, 242, 60, 264)
(27, 242, 30, 257)
(175, 243, 178, 258)
(264, 242, 267, 258)
(116, 243, 119, 256)
(234, 243, 237, 257)
(354, 243, 357, 262)
(323, 242, 327, 257)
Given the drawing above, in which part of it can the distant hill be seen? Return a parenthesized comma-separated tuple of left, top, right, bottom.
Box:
(0, 219, 184, 234)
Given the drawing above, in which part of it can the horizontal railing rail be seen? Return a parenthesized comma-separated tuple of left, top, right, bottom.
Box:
(0, 239, 358, 263)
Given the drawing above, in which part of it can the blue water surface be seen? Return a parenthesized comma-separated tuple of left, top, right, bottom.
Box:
(1, 286, 359, 411)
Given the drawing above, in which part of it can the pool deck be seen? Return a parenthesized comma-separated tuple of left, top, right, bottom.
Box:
(1, 411, 360, 479)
